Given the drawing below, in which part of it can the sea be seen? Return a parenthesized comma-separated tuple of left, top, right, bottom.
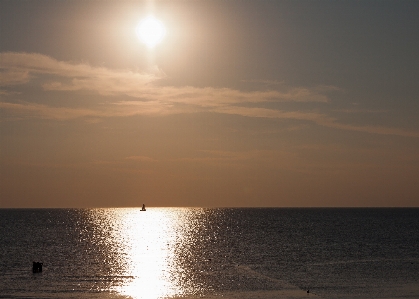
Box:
(0, 208, 418, 299)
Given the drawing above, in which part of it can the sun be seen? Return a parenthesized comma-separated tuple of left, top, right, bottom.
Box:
(136, 16, 166, 49)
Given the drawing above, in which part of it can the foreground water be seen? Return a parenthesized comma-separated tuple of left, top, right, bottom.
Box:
(0, 208, 418, 299)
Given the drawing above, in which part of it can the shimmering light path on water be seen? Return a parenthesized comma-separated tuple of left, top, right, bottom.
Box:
(105, 208, 206, 298)
(0, 208, 418, 299)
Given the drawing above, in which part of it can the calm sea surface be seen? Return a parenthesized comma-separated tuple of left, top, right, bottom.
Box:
(0, 208, 418, 299)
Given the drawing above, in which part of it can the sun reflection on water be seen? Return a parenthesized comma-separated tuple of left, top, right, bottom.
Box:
(116, 209, 178, 298)
(85, 208, 222, 298)
(90, 208, 190, 299)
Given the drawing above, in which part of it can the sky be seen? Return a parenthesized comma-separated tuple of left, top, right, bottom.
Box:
(1, 0, 418, 208)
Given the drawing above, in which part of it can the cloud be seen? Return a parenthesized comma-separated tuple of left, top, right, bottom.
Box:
(0, 52, 161, 101)
(0, 101, 97, 120)
(175, 150, 258, 164)
(328, 122, 419, 138)
(1, 52, 160, 86)
(1, 52, 418, 138)
(0, 52, 330, 103)
(214, 106, 419, 138)
(125, 156, 158, 162)
(0, 101, 173, 120)
(0, 69, 30, 86)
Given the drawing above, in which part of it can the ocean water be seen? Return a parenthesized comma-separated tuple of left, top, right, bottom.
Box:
(0, 208, 418, 299)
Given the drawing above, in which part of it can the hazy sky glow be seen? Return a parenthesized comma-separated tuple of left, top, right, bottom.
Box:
(1, 0, 418, 207)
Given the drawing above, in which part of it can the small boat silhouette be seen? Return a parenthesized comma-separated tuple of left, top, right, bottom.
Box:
(141, 204, 146, 211)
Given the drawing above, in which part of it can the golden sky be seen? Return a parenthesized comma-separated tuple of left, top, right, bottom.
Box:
(1, 0, 419, 207)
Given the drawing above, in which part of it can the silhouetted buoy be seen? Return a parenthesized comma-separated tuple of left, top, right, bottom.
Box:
(32, 262, 43, 273)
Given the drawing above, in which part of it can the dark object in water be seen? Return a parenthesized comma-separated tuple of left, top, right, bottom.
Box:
(32, 262, 43, 273)
(141, 204, 146, 211)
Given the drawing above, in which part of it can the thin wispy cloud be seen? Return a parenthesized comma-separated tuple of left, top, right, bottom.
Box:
(125, 156, 158, 163)
(0, 101, 173, 120)
(0, 102, 98, 120)
(1, 52, 418, 138)
(1, 52, 330, 103)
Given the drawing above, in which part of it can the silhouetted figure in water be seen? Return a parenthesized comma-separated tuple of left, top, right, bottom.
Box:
(32, 262, 43, 273)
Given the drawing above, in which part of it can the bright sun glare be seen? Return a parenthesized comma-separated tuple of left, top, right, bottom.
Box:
(136, 16, 166, 49)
